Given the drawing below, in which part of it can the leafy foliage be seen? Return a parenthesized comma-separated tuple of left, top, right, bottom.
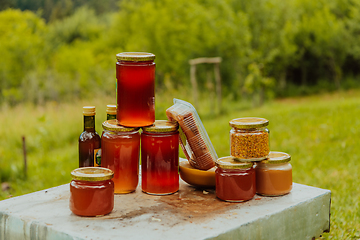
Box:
(1, 0, 360, 106)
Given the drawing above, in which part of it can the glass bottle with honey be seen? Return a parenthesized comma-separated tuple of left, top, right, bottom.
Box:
(78, 106, 101, 167)
(106, 104, 117, 120)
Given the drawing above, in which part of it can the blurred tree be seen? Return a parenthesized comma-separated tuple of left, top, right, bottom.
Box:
(0, 9, 47, 105)
(108, 0, 250, 93)
(0, 0, 119, 22)
(290, 0, 348, 89)
(243, 63, 275, 107)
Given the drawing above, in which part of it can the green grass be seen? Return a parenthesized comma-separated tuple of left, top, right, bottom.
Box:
(1, 89, 360, 239)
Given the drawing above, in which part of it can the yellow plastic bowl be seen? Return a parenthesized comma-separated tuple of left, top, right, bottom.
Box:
(179, 158, 216, 188)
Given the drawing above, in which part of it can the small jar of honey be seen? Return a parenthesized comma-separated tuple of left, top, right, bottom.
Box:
(255, 151, 292, 196)
(215, 156, 256, 202)
(69, 167, 114, 217)
(141, 120, 179, 195)
(229, 117, 270, 161)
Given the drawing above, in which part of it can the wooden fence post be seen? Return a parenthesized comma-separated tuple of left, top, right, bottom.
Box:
(189, 57, 222, 113)
(190, 64, 198, 110)
(22, 136, 27, 179)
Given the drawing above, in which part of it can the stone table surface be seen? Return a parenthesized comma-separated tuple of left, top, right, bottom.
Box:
(0, 181, 330, 240)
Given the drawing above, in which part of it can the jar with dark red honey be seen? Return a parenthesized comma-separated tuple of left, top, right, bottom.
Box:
(70, 167, 114, 217)
(101, 119, 140, 194)
(215, 156, 256, 202)
(141, 120, 179, 195)
(116, 52, 155, 127)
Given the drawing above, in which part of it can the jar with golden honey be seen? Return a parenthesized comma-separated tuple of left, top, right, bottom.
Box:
(255, 151, 292, 196)
(229, 117, 269, 161)
(215, 156, 256, 202)
(70, 167, 114, 217)
(101, 119, 140, 194)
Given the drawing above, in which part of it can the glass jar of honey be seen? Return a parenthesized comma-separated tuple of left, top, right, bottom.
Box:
(70, 167, 114, 217)
(101, 119, 140, 194)
(215, 156, 255, 202)
(229, 117, 270, 161)
(141, 120, 179, 195)
(116, 52, 155, 127)
(255, 151, 292, 196)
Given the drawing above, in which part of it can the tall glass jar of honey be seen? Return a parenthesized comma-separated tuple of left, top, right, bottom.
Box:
(101, 119, 140, 194)
(141, 120, 179, 195)
(116, 52, 155, 127)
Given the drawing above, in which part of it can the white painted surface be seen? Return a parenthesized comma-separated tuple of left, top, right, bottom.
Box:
(0, 182, 330, 240)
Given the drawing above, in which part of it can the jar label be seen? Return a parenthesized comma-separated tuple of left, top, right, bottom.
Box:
(94, 149, 101, 167)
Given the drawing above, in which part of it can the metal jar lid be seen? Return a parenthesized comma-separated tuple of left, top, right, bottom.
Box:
(102, 119, 139, 132)
(71, 167, 114, 181)
(142, 120, 179, 133)
(83, 106, 96, 116)
(116, 52, 155, 62)
(215, 156, 253, 169)
(229, 117, 269, 129)
(261, 151, 291, 164)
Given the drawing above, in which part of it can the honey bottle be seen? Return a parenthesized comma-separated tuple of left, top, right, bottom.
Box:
(106, 104, 117, 120)
(79, 106, 101, 167)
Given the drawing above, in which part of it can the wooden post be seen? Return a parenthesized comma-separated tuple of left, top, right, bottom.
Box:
(206, 70, 214, 115)
(214, 62, 222, 113)
(189, 57, 222, 113)
(22, 136, 27, 179)
(190, 64, 198, 109)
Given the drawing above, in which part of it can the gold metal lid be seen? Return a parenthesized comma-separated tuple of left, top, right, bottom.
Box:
(261, 151, 291, 164)
(215, 156, 253, 169)
(106, 105, 117, 115)
(71, 167, 114, 181)
(83, 106, 96, 116)
(116, 52, 155, 62)
(142, 120, 179, 133)
(102, 119, 139, 132)
(229, 117, 269, 129)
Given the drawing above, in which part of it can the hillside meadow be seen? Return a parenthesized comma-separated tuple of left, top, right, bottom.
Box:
(1, 89, 360, 239)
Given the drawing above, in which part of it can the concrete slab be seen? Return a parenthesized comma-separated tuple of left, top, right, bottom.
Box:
(0, 181, 330, 240)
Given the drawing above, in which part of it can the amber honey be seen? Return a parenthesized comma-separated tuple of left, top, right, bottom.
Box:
(69, 167, 114, 217)
(101, 120, 140, 194)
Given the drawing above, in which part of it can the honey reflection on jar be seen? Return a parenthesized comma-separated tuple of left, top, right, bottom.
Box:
(255, 151, 292, 196)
